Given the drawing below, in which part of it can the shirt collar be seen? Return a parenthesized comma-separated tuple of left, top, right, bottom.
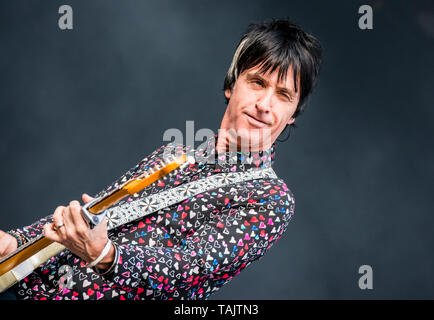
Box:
(193, 134, 275, 172)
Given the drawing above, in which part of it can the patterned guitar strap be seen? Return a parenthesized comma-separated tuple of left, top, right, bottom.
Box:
(105, 167, 277, 231)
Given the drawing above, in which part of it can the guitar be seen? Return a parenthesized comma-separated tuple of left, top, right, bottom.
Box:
(0, 153, 188, 293)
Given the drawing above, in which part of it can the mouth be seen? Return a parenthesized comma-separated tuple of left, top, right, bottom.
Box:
(244, 113, 271, 128)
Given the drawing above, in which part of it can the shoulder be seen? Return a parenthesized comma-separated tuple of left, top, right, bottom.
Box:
(268, 176, 295, 209)
(234, 173, 296, 221)
(245, 173, 295, 204)
(223, 174, 296, 269)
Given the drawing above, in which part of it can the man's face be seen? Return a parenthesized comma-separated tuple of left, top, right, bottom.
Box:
(220, 64, 300, 151)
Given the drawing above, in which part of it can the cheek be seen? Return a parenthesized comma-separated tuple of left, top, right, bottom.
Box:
(273, 105, 293, 126)
(229, 91, 254, 116)
(235, 81, 258, 103)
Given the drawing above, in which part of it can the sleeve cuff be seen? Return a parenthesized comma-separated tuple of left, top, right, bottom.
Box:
(7, 230, 29, 247)
(92, 242, 120, 277)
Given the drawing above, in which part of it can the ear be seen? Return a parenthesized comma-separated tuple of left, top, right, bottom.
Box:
(287, 117, 295, 125)
(224, 89, 232, 100)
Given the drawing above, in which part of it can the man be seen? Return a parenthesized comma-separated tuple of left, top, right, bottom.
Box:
(0, 19, 322, 300)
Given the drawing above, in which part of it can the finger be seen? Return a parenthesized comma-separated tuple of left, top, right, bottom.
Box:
(94, 216, 108, 233)
(43, 223, 61, 243)
(69, 200, 89, 234)
(0, 231, 17, 257)
(62, 204, 74, 230)
(82, 193, 94, 204)
(52, 206, 66, 237)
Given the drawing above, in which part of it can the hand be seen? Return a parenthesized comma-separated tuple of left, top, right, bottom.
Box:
(0, 230, 18, 259)
(43, 193, 115, 270)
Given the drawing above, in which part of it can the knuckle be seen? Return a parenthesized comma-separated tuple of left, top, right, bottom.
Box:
(70, 200, 80, 207)
(65, 229, 74, 239)
(70, 204, 81, 214)
(43, 226, 53, 240)
(53, 206, 65, 218)
(76, 227, 87, 235)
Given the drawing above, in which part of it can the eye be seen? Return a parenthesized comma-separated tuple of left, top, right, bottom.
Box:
(249, 78, 265, 88)
(281, 93, 289, 100)
(278, 92, 292, 102)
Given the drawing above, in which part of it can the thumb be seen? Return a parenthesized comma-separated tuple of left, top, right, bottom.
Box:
(82, 193, 94, 204)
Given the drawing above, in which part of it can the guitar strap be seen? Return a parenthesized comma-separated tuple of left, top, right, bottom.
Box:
(105, 167, 277, 231)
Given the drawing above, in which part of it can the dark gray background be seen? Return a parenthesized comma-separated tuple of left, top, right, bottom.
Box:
(0, 0, 433, 299)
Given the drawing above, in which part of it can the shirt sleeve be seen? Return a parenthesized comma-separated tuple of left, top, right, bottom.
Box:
(99, 178, 295, 299)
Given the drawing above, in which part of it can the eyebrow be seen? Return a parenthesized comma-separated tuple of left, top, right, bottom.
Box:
(246, 72, 296, 98)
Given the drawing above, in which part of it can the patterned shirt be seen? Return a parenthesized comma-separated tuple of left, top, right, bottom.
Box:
(12, 136, 295, 300)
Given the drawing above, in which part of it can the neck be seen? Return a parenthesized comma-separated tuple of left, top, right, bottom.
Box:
(216, 111, 275, 153)
(215, 128, 274, 154)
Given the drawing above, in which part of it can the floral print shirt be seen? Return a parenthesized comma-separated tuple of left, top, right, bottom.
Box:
(12, 136, 295, 300)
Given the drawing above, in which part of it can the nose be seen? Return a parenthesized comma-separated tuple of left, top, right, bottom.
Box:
(255, 89, 272, 113)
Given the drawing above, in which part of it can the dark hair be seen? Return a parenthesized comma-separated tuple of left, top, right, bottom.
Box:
(223, 19, 322, 126)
